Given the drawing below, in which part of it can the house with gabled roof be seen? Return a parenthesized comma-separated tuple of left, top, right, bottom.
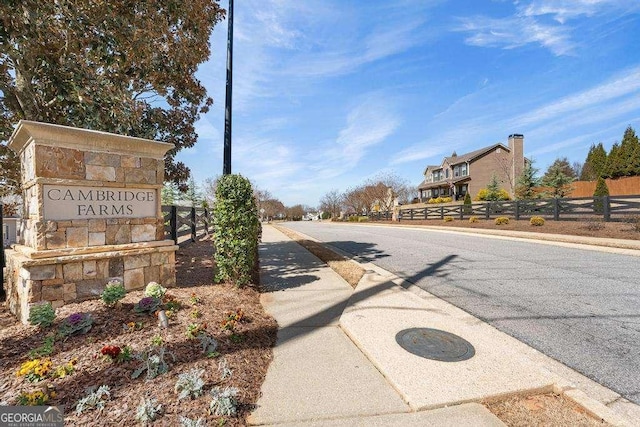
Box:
(418, 134, 525, 201)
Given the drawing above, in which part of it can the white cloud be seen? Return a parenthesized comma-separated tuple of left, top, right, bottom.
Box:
(522, 0, 640, 23)
(510, 66, 640, 127)
(308, 95, 400, 180)
(454, 0, 640, 55)
(456, 15, 574, 55)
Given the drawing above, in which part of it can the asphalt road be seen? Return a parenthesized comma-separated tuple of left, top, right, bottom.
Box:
(280, 221, 640, 405)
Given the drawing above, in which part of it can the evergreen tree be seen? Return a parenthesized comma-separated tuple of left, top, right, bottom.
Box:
(542, 157, 576, 181)
(463, 192, 472, 214)
(593, 177, 609, 213)
(161, 182, 180, 205)
(604, 143, 622, 178)
(184, 177, 203, 208)
(541, 161, 575, 198)
(515, 160, 541, 200)
(580, 143, 607, 181)
(618, 126, 640, 176)
(486, 174, 501, 200)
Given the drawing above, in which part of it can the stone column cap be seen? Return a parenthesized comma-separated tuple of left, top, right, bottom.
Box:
(8, 120, 174, 159)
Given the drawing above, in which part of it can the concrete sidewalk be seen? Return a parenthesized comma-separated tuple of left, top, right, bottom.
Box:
(248, 225, 635, 426)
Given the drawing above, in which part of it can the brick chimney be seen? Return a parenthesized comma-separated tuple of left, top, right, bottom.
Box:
(508, 134, 524, 196)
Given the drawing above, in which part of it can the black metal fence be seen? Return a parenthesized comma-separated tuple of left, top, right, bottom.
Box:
(161, 205, 213, 244)
(380, 195, 640, 222)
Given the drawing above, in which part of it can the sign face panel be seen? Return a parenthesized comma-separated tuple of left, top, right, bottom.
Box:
(43, 185, 157, 220)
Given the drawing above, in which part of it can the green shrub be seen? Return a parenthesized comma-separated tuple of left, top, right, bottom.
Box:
(101, 279, 126, 307)
(463, 193, 472, 214)
(357, 216, 369, 222)
(443, 216, 454, 222)
(469, 216, 479, 223)
(28, 302, 56, 328)
(593, 177, 609, 213)
(495, 217, 510, 225)
(213, 174, 260, 286)
(530, 216, 545, 226)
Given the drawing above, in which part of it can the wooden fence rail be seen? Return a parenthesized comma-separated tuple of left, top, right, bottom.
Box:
(162, 205, 212, 244)
(377, 195, 640, 223)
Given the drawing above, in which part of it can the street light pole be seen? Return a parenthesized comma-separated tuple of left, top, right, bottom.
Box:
(223, 0, 234, 175)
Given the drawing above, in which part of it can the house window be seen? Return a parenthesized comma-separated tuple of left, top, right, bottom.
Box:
(453, 165, 460, 177)
(461, 163, 468, 176)
(445, 169, 449, 179)
(3, 224, 8, 243)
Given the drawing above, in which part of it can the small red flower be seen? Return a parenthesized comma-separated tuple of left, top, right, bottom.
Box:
(100, 345, 121, 359)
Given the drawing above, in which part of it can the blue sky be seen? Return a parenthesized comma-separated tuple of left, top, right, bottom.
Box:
(177, 0, 640, 207)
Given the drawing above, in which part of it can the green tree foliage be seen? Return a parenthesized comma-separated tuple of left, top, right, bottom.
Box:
(515, 160, 541, 200)
(0, 0, 225, 195)
(603, 143, 622, 178)
(541, 161, 575, 198)
(542, 157, 576, 181)
(463, 192, 472, 214)
(184, 177, 203, 208)
(212, 175, 260, 287)
(592, 177, 609, 213)
(161, 182, 181, 205)
(580, 143, 607, 181)
(618, 126, 640, 176)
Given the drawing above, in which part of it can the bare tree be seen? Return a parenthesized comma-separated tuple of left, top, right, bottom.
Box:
(342, 185, 368, 216)
(571, 161, 584, 179)
(365, 172, 412, 213)
(493, 152, 516, 195)
(202, 175, 220, 207)
(261, 198, 285, 220)
(285, 204, 305, 220)
(319, 189, 343, 219)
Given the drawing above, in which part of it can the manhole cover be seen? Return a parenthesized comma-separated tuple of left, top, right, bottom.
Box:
(395, 328, 475, 362)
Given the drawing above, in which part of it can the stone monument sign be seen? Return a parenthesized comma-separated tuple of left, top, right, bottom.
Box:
(3, 121, 178, 323)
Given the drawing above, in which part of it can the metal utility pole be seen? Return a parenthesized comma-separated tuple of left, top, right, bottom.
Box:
(223, 0, 234, 175)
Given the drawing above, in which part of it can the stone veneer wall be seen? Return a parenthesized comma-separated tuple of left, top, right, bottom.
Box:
(4, 121, 177, 323)
(21, 145, 165, 251)
(4, 247, 176, 317)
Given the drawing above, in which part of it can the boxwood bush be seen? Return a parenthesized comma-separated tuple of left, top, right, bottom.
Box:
(530, 216, 545, 226)
(495, 216, 510, 225)
(213, 174, 260, 286)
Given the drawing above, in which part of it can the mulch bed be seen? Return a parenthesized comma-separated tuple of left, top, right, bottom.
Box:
(0, 235, 277, 426)
(373, 218, 640, 240)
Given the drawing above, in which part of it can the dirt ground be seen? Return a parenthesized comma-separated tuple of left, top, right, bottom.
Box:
(0, 235, 277, 426)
